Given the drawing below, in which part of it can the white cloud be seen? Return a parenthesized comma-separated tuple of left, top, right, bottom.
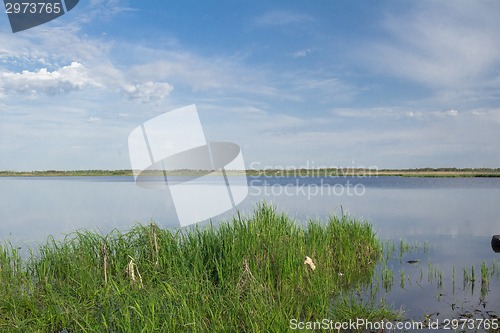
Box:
(0, 10, 345, 106)
(129, 56, 226, 92)
(0, 9, 175, 104)
(469, 108, 500, 123)
(1, 62, 100, 96)
(231, 105, 500, 168)
(357, 2, 500, 91)
(0, 58, 174, 102)
(87, 116, 101, 123)
(292, 48, 312, 58)
(121, 81, 174, 102)
(1, 1, 497, 170)
(0, 23, 111, 69)
(125, 49, 305, 102)
(332, 107, 463, 120)
(332, 107, 411, 119)
(446, 109, 458, 117)
(72, 0, 136, 26)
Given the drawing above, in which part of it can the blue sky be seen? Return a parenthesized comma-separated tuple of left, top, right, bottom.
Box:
(1, 0, 499, 170)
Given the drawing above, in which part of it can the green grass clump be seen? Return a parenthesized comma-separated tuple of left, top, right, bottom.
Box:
(0, 203, 393, 332)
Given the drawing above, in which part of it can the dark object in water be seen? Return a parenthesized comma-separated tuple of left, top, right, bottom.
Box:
(407, 259, 421, 264)
(492, 235, 500, 253)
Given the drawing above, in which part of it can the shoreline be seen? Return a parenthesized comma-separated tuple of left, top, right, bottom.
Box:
(1, 168, 500, 178)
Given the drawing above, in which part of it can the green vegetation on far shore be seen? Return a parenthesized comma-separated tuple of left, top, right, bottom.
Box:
(373, 168, 500, 178)
(0, 204, 397, 332)
(1, 167, 500, 178)
(0, 169, 134, 177)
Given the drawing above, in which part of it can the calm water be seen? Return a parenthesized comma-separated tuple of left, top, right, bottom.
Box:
(1, 175, 499, 326)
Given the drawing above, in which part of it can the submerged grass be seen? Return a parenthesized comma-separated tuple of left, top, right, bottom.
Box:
(0, 203, 393, 332)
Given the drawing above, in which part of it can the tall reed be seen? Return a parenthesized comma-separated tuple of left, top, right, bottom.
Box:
(0, 203, 392, 332)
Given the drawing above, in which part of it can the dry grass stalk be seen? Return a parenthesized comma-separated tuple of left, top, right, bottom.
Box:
(101, 242, 108, 284)
(127, 256, 143, 288)
(152, 223, 159, 267)
(243, 259, 255, 279)
(237, 258, 256, 290)
(304, 256, 316, 271)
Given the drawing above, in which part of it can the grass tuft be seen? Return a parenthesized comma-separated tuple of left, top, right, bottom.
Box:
(0, 203, 394, 332)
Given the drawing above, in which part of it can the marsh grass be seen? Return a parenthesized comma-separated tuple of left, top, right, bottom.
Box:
(0, 203, 393, 332)
(371, 239, 500, 332)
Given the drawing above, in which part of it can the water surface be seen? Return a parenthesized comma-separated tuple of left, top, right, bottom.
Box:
(1, 175, 499, 325)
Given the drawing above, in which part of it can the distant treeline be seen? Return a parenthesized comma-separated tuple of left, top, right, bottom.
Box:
(1, 168, 499, 177)
(0, 169, 133, 177)
(375, 168, 500, 178)
(380, 167, 500, 172)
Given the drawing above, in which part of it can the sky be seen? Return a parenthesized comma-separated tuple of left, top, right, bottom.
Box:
(0, 0, 499, 171)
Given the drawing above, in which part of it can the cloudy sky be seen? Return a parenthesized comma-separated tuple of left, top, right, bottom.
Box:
(1, 0, 499, 171)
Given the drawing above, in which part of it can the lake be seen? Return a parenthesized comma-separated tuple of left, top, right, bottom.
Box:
(1, 175, 499, 327)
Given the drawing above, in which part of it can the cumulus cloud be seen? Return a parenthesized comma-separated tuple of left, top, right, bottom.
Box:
(87, 116, 101, 123)
(0, 15, 174, 104)
(0, 61, 174, 103)
(0, 62, 100, 96)
(332, 107, 462, 120)
(121, 81, 174, 102)
(332, 107, 407, 119)
(292, 49, 312, 58)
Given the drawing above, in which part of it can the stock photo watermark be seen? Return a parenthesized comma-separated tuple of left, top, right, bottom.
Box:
(248, 161, 378, 200)
(249, 178, 367, 199)
(127, 105, 378, 227)
(249, 160, 379, 179)
(3, 0, 79, 33)
(289, 318, 425, 331)
(128, 104, 248, 227)
(289, 318, 499, 331)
